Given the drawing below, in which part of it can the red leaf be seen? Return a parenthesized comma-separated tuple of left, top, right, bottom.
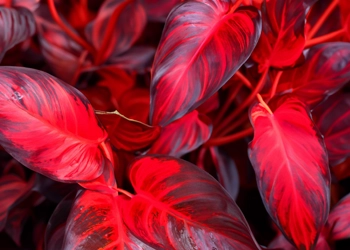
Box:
(0, 0, 40, 11)
(97, 111, 161, 152)
(62, 190, 154, 249)
(312, 94, 350, 166)
(5, 207, 32, 246)
(0, 67, 110, 182)
(0, 175, 34, 230)
(0, 7, 35, 61)
(210, 147, 240, 200)
(248, 95, 331, 249)
(120, 156, 260, 249)
(148, 111, 212, 157)
(35, 7, 83, 83)
(277, 42, 350, 107)
(150, 2, 261, 126)
(250, 0, 305, 71)
(85, 0, 146, 63)
(140, 0, 182, 21)
(327, 193, 350, 241)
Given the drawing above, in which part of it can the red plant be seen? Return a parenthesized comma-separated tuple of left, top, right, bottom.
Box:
(0, 0, 350, 249)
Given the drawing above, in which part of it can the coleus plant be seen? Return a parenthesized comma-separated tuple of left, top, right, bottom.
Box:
(0, 0, 350, 249)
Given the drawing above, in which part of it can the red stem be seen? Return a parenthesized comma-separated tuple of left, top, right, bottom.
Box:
(269, 71, 283, 99)
(95, 0, 132, 65)
(228, 0, 244, 14)
(235, 71, 253, 89)
(205, 127, 253, 147)
(216, 68, 269, 137)
(307, 0, 339, 39)
(100, 142, 115, 166)
(47, 0, 95, 55)
(117, 188, 134, 198)
(305, 29, 345, 48)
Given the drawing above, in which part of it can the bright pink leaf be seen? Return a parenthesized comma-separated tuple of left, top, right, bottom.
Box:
(150, 2, 261, 126)
(62, 190, 154, 249)
(312, 94, 350, 166)
(0, 7, 35, 61)
(248, 95, 331, 249)
(85, 0, 146, 63)
(250, 0, 305, 71)
(327, 193, 350, 241)
(277, 42, 350, 107)
(120, 156, 260, 249)
(0, 67, 111, 182)
(148, 110, 212, 157)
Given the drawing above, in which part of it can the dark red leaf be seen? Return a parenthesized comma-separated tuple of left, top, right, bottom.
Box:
(148, 111, 212, 157)
(251, 0, 305, 71)
(327, 193, 350, 241)
(140, 0, 182, 21)
(312, 94, 350, 166)
(62, 190, 154, 249)
(210, 147, 240, 200)
(120, 155, 260, 249)
(97, 111, 161, 152)
(0, 67, 111, 182)
(80, 86, 116, 111)
(0, 7, 35, 61)
(5, 207, 31, 246)
(248, 95, 331, 249)
(277, 42, 350, 107)
(35, 7, 83, 83)
(150, 2, 261, 126)
(0, 174, 34, 230)
(85, 0, 146, 63)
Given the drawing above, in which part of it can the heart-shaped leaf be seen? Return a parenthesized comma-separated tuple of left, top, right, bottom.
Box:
(0, 67, 111, 182)
(250, 0, 305, 71)
(120, 155, 260, 249)
(327, 193, 350, 241)
(312, 94, 350, 166)
(62, 190, 154, 250)
(150, 1, 261, 126)
(0, 7, 35, 61)
(248, 95, 331, 249)
(148, 110, 212, 157)
(277, 42, 350, 107)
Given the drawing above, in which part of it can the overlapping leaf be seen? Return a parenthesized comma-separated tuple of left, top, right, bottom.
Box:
(120, 156, 260, 249)
(277, 42, 350, 107)
(140, 0, 182, 21)
(0, 7, 35, 61)
(150, 1, 261, 126)
(327, 193, 350, 241)
(85, 0, 146, 64)
(248, 95, 330, 249)
(0, 67, 111, 182)
(0, 0, 40, 11)
(251, 0, 305, 70)
(312, 94, 350, 166)
(148, 111, 212, 157)
(62, 190, 154, 250)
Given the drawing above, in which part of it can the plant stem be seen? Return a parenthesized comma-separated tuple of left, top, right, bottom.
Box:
(117, 188, 134, 198)
(100, 141, 115, 166)
(307, 0, 339, 39)
(95, 0, 132, 65)
(216, 68, 269, 137)
(305, 29, 345, 48)
(206, 127, 253, 146)
(269, 71, 283, 99)
(95, 110, 153, 128)
(228, 0, 244, 14)
(235, 71, 253, 89)
(47, 0, 95, 55)
(257, 94, 273, 114)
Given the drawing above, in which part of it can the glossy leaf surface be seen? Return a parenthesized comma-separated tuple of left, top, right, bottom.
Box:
(327, 193, 350, 241)
(85, 0, 146, 63)
(251, 0, 305, 70)
(312, 94, 350, 166)
(150, 2, 261, 126)
(62, 190, 154, 250)
(277, 42, 350, 107)
(148, 111, 212, 157)
(248, 95, 330, 249)
(0, 7, 35, 61)
(0, 67, 110, 182)
(120, 156, 260, 249)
